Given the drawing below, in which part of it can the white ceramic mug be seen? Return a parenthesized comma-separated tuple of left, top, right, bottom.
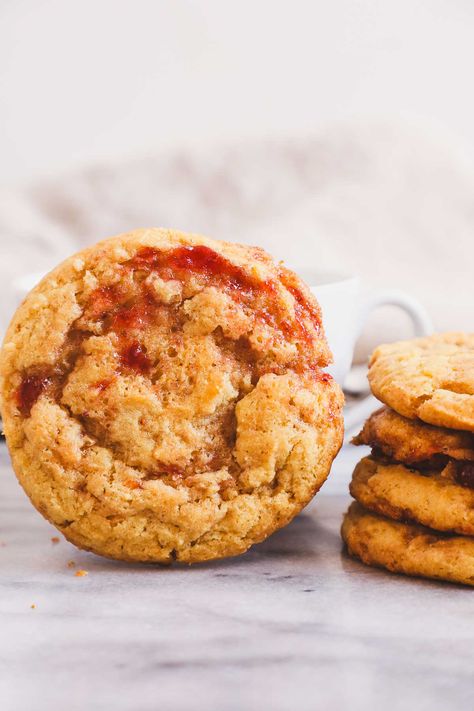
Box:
(303, 271, 433, 431)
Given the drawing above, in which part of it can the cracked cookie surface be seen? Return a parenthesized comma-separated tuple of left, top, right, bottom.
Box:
(368, 333, 474, 432)
(350, 456, 474, 536)
(342, 502, 474, 586)
(0, 228, 343, 563)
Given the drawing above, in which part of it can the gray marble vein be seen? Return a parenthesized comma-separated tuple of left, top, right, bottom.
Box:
(1, 443, 473, 711)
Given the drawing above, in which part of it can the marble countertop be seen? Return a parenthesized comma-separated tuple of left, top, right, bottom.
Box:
(1, 442, 473, 711)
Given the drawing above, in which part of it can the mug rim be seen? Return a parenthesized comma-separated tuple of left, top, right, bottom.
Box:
(13, 272, 46, 295)
(292, 268, 358, 289)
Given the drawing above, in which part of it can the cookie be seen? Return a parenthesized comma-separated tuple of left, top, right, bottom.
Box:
(368, 333, 474, 432)
(341, 502, 474, 586)
(350, 456, 474, 535)
(353, 406, 474, 466)
(0, 228, 343, 563)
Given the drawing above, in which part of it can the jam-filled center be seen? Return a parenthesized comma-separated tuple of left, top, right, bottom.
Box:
(16, 245, 327, 420)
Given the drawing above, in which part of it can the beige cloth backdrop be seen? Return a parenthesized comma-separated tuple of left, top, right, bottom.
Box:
(0, 121, 472, 356)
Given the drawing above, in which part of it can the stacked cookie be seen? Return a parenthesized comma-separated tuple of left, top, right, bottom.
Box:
(342, 333, 474, 586)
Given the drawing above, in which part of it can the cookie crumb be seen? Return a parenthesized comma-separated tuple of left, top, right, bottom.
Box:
(67, 560, 76, 568)
(51, 536, 60, 544)
(75, 569, 88, 577)
(30, 603, 36, 609)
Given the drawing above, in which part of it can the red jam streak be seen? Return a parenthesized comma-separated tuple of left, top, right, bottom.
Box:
(315, 371, 333, 383)
(125, 478, 143, 490)
(120, 341, 152, 374)
(151, 463, 185, 483)
(109, 295, 156, 331)
(17, 375, 51, 416)
(128, 246, 322, 344)
(88, 285, 118, 318)
(88, 245, 324, 375)
(94, 378, 115, 392)
(279, 275, 322, 344)
(128, 245, 253, 291)
(90, 286, 155, 332)
(455, 462, 474, 489)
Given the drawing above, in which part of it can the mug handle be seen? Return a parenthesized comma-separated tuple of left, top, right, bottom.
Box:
(343, 289, 433, 436)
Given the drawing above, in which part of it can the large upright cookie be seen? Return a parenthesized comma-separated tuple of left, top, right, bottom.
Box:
(342, 502, 474, 587)
(350, 456, 474, 536)
(0, 228, 343, 563)
(353, 407, 474, 466)
(368, 333, 474, 432)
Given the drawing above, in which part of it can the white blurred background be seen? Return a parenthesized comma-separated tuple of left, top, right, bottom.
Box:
(1, 0, 473, 350)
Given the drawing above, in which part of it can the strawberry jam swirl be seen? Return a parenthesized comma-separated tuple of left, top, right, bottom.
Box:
(96, 245, 322, 344)
(16, 374, 52, 416)
(16, 244, 329, 416)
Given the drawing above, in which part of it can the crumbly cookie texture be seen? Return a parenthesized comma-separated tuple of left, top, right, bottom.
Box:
(353, 406, 474, 466)
(368, 333, 474, 432)
(0, 228, 343, 563)
(350, 456, 474, 536)
(342, 502, 474, 587)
